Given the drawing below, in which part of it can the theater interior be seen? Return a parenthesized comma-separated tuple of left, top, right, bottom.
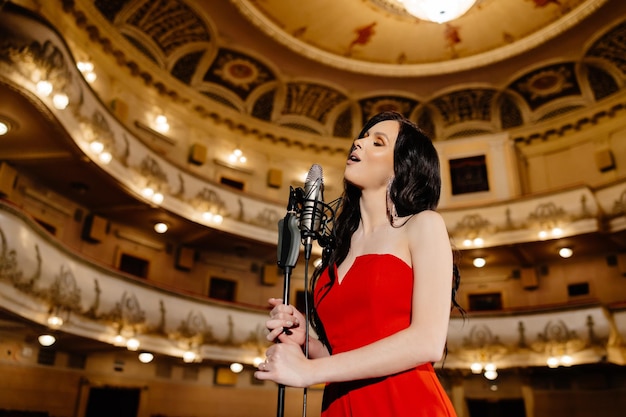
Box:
(1, 0, 626, 416)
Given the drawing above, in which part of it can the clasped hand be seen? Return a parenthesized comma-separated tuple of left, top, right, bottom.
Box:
(254, 298, 314, 388)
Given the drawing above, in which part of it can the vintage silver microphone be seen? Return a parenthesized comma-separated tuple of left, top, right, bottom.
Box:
(299, 164, 324, 260)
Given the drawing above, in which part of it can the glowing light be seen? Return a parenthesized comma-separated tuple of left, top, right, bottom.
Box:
(559, 247, 573, 258)
(142, 187, 155, 198)
(484, 370, 498, 380)
(470, 362, 483, 374)
(99, 152, 112, 164)
(473, 257, 486, 268)
(400, 0, 477, 23)
(547, 356, 559, 368)
(36, 80, 53, 96)
(126, 337, 140, 351)
(47, 315, 64, 329)
(183, 351, 197, 363)
(473, 237, 484, 247)
(113, 334, 126, 346)
(561, 355, 573, 366)
(154, 115, 170, 133)
(230, 363, 244, 373)
(138, 352, 154, 363)
(228, 148, 247, 164)
(38, 334, 56, 347)
(0, 121, 8, 135)
(85, 72, 97, 83)
(52, 93, 69, 109)
(152, 192, 164, 204)
(253, 357, 264, 367)
(77, 62, 94, 72)
(89, 141, 104, 154)
(154, 222, 168, 233)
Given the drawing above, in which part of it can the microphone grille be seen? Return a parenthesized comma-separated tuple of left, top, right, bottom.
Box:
(306, 164, 323, 183)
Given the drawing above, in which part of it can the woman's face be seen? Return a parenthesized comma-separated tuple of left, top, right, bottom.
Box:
(345, 119, 399, 190)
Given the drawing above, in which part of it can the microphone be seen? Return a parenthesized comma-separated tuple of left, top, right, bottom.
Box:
(299, 164, 324, 260)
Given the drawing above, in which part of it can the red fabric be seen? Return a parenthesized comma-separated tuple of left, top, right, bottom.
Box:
(314, 254, 457, 417)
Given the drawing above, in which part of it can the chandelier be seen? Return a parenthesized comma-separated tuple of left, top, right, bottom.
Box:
(397, 0, 477, 23)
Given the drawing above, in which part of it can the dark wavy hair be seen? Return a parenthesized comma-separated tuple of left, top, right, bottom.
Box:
(309, 111, 463, 352)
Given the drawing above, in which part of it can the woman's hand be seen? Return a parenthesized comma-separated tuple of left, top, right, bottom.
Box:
(254, 343, 315, 388)
(265, 298, 307, 346)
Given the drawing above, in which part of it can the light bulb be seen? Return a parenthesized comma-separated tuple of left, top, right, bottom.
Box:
(38, 334, 56, 347)
(138, 352, 154, 363)
(230, 363, 244, 373)
(559, 248, 573, 258)
(52, 93, 69, 109)
(470, 362, 483, 374)
(154, 222, 168, 233)
(126, 337, 140, 351)
(36, 80, 53, 96)
(47, 315, 64, 329)
(473, 257, 486, 268)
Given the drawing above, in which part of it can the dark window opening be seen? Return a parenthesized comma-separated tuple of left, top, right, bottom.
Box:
(468, 292, 503, 312)
(568, 282, 590, 297)
(209, 277, 237, 302)
(449, 155, 489, 195)
(220, 176, 244, 191)
(118, 253, 149, 278)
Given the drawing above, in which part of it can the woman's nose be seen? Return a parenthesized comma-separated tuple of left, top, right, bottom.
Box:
(353, 138, 363, 149)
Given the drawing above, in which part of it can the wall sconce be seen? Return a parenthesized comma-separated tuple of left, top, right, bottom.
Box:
(201, 211, 223, 224)
(47, 313, 64, 330)
(228, 148, 246, 164)
(154, 115, 170, 133)
(36, 80, 53, 96)
(52, 93, 69, 110)
(88, 139, 113, 164)
(547, 354, 573, 368)
(126, 336, 141, 351)
(77, 61, 97, 83)
(193, 188, 227, 225)
(141, 185, 164, 204)
(182, 349, 201, 363)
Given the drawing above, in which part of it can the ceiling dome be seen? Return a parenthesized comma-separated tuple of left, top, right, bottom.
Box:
(231, 0, 608, 76)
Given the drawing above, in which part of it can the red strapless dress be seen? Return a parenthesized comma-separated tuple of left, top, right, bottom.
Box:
(314, 254, 457, 417)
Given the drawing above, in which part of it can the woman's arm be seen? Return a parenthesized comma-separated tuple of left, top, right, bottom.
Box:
(256, 211, 453, 387)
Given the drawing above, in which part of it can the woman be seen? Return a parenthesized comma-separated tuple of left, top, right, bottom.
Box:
(255, 111, 461, 416)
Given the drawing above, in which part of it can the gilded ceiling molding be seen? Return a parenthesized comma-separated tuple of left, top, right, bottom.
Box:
(511, 95, 626, 144)
(57, 0, 347, 154)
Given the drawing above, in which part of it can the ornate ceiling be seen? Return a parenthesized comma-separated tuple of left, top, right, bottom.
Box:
(233, 0, 605, 76)
(85, 0, 625, 141)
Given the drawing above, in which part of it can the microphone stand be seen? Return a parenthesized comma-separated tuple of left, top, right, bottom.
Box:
(275, 187, 301, 417)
